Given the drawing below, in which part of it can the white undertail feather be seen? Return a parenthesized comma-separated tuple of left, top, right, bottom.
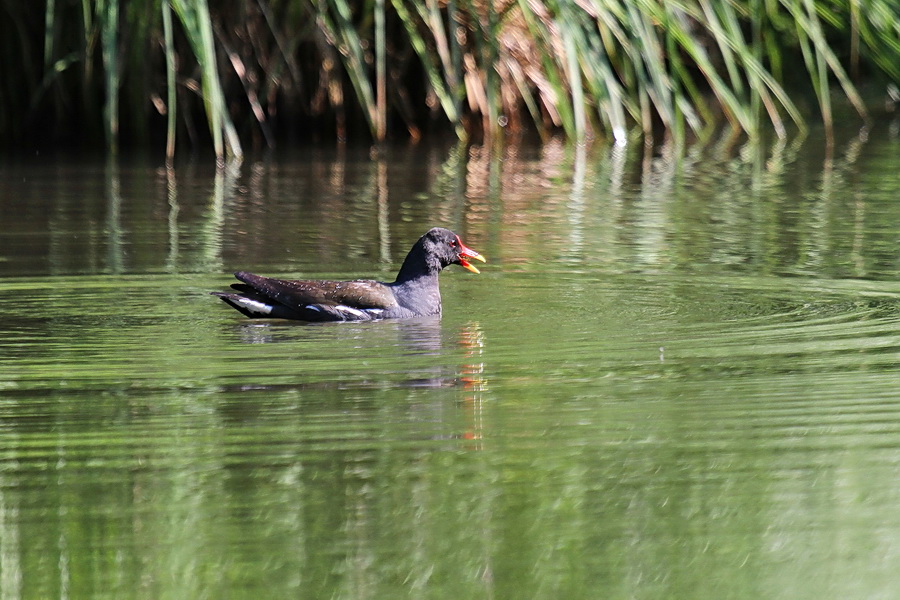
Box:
(237, 298, 273, 315)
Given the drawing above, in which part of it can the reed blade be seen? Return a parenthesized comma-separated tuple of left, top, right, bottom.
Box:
(162, 0, 177, 161)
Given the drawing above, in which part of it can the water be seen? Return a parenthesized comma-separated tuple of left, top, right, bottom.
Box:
(0, 127, 899, 599)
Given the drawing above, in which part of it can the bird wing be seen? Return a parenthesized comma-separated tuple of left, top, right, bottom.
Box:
(233, 271, 398, 311)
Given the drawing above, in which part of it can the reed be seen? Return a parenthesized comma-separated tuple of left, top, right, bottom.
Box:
(1, 0, 897, 155)
(169, 0, 242, 160)
(161, 0, 177, 160)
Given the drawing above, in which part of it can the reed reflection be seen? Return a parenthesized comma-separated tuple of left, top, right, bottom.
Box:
(104, 158, 124, 274)
(457, 321, 486, 448)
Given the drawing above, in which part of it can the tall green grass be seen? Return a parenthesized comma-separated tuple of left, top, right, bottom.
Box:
(2, 0, 897, 156)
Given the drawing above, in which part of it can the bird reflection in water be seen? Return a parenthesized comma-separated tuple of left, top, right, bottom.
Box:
(226, 318, 488, 445)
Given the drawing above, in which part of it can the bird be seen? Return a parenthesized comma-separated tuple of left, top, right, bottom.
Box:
(212, 227, 486, 322)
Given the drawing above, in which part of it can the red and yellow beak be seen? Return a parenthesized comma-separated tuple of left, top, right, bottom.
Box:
(457, 236, 486, 274)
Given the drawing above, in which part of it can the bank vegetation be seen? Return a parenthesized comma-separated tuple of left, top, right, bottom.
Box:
(2, 0, 898, 159)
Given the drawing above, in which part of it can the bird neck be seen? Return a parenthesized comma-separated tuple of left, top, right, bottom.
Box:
(394, 246, 441, 284)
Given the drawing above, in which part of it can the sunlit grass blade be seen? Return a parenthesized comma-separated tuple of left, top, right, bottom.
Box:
(320, 0, 377, 138)
(558, 3, 588, 142)
(631, 2, 678, 131)
(424, 0, 460, 96)
(375, 0, 386, 141)
(796, 0, 867, 119)
(566, 3, 639, 142)
(581, 15, 632, 144)
(96, 0, 119, 153)
(391, 0, 461, 128)
(853, 0, 900, 81)
(170, 0, 242, 161)
(457, 0, 502, 138)
(162, 0, 177, 161)
(514, 0, 574, 135)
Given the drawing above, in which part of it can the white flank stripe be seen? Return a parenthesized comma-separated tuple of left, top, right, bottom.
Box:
(239, 298, 272, 315)
(335, 305, 367, 319)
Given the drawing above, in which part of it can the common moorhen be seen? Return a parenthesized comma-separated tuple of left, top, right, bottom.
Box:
(212, 227, 485, 321)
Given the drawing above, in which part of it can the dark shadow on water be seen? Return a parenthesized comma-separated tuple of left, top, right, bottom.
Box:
(232, 314, 445, 355)
(217, 317, 488, 444)
(225, 316, 485, 391)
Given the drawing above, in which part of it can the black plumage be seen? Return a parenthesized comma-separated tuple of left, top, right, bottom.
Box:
(212, 227, 485, 322)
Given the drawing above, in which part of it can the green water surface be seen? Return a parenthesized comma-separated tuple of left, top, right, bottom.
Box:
(0, 129, 898, 599)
